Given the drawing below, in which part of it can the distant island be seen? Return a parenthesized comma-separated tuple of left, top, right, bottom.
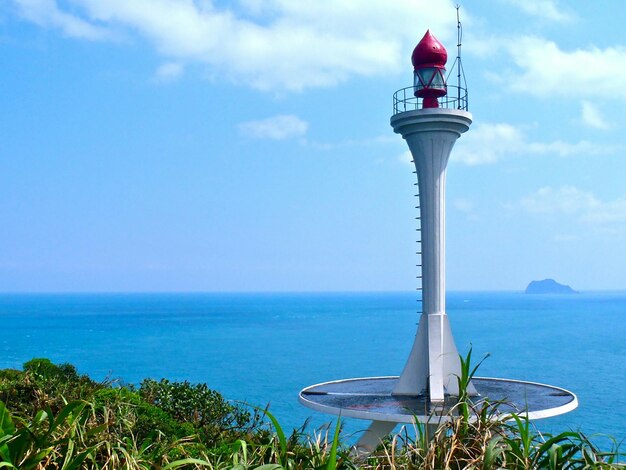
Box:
(525, 279, 577, 294)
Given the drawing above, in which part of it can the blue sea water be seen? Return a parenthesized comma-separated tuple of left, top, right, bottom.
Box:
(0, 292, 624, 442)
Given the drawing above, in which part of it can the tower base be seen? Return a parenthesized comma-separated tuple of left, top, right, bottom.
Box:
(393, 312, 477, 400)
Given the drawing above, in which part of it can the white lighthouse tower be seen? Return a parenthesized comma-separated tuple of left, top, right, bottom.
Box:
(391, 30, 474, 402)
(299, 28, 578, 455)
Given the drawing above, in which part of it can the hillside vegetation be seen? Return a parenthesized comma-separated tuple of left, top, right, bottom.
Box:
(0, 358, 622, 469)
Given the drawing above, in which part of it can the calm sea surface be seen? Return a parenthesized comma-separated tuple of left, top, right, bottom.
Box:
(1, 292, 624, 441)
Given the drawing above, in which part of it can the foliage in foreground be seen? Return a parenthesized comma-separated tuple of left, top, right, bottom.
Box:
(0, 357, 622, 469)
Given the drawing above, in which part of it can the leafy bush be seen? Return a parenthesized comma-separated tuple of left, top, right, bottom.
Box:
(0, 358, 101, 417)
(0, 359, 262, 452)
(139, 378, 255, 445)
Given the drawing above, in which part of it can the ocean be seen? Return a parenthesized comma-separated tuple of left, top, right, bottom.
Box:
(1, 292, 624, 442)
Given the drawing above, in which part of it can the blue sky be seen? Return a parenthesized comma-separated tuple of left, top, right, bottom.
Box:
(1, 0, 626, 292)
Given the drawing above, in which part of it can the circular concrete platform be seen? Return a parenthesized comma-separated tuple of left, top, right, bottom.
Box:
(299, 376, 577, 423)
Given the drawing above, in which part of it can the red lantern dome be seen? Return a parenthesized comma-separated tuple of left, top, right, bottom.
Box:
(411, 30, 448, 69)
(411, 30, 448, 108)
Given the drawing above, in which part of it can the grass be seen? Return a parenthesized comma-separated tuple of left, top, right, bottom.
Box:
(0, 358, 622, 469)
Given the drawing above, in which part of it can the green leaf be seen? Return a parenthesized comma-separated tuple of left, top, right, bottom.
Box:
(231, 438, 248, 465)
(59, 446, 97, 470)
(162, 458, 212, 469)
(52, 401, 86, 431)
(482, 436, 503, 470)
(20, 447, 54, 469)
(84, 423, 108, 438)
(0, 402, 15, 437)
(0, 403, 16, 466)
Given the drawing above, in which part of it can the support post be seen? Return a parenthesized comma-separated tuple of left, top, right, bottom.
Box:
(353, 421, 397, 456)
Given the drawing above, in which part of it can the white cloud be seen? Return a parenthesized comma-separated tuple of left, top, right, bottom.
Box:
(521, 186, 598, 215)
(10, 0, 459, 91)
(239, 114, 308, 140)
(454, 122, 618, 165)
(504, 36, 626, 99)
(398, 150, 414, 167)
(308, 135, 397, 151)
(502, 0, 574, 23)
(452, 198, 478, 220)
(454, 123, 524, 165)
(525, 140, 603, 157)
(520, 185, 626, 226)
(582, 198, 626, 225)
(453, 198, 474, 213)
(581, 100, 610, 130)
(154, 62, 184, 82)
(12, 0, 110, 40)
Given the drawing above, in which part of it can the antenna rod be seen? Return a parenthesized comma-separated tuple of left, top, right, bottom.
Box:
(456, 5, 461, 108)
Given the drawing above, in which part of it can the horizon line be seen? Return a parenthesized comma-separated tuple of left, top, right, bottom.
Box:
(1, 289, 625, 295)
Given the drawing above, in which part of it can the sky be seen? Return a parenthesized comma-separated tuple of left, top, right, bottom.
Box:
(1, 0, 626, 292)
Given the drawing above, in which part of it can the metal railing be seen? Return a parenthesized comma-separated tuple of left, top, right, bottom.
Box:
(392, 85, 468, 115)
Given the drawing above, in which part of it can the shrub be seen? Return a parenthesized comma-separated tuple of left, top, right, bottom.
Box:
(139, 378, 256, 446)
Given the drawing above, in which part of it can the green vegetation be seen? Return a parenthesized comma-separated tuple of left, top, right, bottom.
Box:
(0, 358, 622, 469)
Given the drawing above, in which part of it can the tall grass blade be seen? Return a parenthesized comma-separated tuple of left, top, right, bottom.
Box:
(249, 405, 287, 467)
(326, 417, 342, 470)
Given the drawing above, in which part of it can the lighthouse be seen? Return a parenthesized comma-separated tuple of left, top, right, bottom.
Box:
(299, 29, 578, 455)
(390, 30, 475, 401)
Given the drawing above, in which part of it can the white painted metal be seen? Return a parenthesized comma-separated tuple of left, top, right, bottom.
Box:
(298, 376, 579, 423)
(352, 421, 397, 456)
(441, 314, 463, 395)
(390, 108, 475, 400)
(393, 312, 429, 395)
(427, 314, 445, 401)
